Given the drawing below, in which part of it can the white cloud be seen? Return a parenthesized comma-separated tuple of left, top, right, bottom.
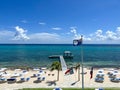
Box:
(88, 27, 120, 42)
(1, 25, 120, 44)
(14, 26, 30, 40)
(83, 36, 92, 41)
(116, 27, 120, 36)
(105, 30, 117, 40)
(38, 22, 46, 25)
(91, 29, 106, 41)
(70, 27, 80, 39)
(70, 26, 120, 43)
(70, 27, 92, 41)
(30, 33, 59, 39)
(29, 32, 61, 43)
(52, 27, 62, 30)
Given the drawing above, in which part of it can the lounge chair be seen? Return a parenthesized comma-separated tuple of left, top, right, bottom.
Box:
(107, 71, 113, 75)
(26, 77, 30, 81)
(110, 78, 120, 82)
(0, 77, 6, 83)
(33, 74, 37, 77)
(37, 76, 45, 81)
(7, 78, 16, 83)
(0, 68, 7, 72)
(33, 68, 40, 71)
(41, 77, 45, 81)
(37, 77, 41, 81)
(33, 73, 40, 77)
(12, 73, 20, 77)
(97, 69, 104, 73)
(20, 77, 25, 81)
(113, 70, 118, 73)
(108, 70, 119, 75)
(108, 73, 116, 78)
(96, 74, 104, 78)
(95, 77, 104, 82)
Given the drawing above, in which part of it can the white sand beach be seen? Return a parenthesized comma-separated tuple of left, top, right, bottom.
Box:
(0, 67, 120, 90)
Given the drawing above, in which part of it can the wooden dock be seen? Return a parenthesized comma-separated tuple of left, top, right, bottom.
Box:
(59, 55, 67, 71)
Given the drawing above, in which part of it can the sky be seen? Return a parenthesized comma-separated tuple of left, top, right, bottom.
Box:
(1, 0, 120, 44)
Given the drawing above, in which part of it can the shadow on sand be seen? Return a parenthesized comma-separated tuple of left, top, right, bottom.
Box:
(46, 80, 57, 86)
(71, 80, 79, 86)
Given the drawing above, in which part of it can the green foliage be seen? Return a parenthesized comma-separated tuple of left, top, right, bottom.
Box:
(50, 61, 61, 81)
(50, 61, 61, 71)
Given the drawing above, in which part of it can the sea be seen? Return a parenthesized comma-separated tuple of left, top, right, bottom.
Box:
(0, 44, 120, 68)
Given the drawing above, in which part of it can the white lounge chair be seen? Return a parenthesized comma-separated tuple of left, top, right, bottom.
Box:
(110, 78, 120, 82)
(96, 73, 104, 78)
(0, 68, 7, 72)
(12, 73, 20, 77)
(95, 77, 104, 82)
(97, 69, 104, 73)
(0, 77, 6, 83)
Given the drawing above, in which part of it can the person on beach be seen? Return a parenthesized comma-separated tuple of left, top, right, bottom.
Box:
(90, 67, 93, 79)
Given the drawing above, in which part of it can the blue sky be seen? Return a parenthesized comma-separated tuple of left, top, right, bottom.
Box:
(0, 0, 120, 44)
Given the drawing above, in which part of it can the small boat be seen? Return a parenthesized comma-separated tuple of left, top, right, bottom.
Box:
(63, 51, 73, 59)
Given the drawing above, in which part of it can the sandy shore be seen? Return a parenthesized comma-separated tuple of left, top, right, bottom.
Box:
(0, 67, 120, 90)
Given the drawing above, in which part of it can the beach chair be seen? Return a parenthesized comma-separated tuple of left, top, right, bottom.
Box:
(95, 77, 104, 82)
(98, 69, 104, 73)
(96, 74, 104, 78)
(7, 78, 16, 83)
(37, 77, 41, 81)
(107, 71, 113, 75)
(110, 78, 120, 82)
(0, 77, 6, 83)
(41, 77, 45, 81)
(26, 77, 30, 81)
(20, 77, 25, 81)
(33, 73, 40, 77)
(39, 70, 43, 73)
(108, 74, 116, 78)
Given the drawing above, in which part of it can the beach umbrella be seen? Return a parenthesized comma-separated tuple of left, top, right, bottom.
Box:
(2, 73, 10, 77)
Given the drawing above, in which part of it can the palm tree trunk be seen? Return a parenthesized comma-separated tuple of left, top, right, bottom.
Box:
(78, 67, 80, 81)
(57, 69, 59, 81)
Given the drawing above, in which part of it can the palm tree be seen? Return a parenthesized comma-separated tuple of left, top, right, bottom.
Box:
(75, 63, 80, 81)
(50, 61, 61, 81)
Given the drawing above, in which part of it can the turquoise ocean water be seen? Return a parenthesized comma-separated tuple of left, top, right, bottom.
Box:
(0, 44, 120, 68)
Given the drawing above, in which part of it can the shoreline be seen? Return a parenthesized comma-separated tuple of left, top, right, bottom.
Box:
(1, 62, 120, 70)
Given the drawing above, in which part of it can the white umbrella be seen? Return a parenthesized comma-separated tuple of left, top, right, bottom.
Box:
(2, 73, 10, 77)
(11, 73, 20, 77)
